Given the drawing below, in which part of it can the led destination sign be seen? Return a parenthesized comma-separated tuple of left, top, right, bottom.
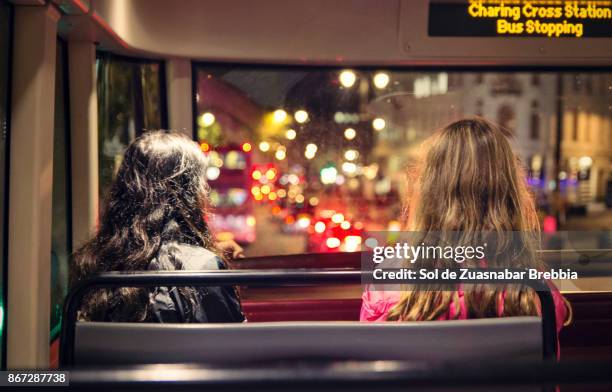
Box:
(429, 1, 612, 38)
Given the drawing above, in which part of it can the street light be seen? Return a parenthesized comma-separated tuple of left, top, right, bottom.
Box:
(339, 70, 356, 88)
(259, 141, 270, 152)
(273, 109, 288, 123)
(286, 129, 297, 140)
(344, 128, 356, 140)
(372, 117, 386, 131)
(342, 161, 357, 175)
(320, 166, 338, 185)
(275, 149, 286, 160)
(373, 72, 390, 89)
(305, 149, 316, 159)
(344, 149, 358, 161)
(200, 112, 215, 127)
(294, 110, 309, 123)
(306, 143, 318, 152)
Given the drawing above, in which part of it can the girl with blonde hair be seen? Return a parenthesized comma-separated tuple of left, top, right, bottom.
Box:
(361, 118, 569, 346)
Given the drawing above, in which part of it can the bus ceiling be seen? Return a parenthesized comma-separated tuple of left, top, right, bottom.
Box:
(20, 0, 612, 66)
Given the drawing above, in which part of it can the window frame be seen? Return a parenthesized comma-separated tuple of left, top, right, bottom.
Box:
(49, 37, 73, 343)
(0, 0, 14, 370)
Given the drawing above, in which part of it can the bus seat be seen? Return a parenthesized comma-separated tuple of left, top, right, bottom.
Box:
(73, 317, 541, 366)
(242, 298, 362, 321)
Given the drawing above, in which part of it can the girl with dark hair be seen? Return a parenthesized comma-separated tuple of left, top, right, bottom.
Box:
(71, 130, 244, 323)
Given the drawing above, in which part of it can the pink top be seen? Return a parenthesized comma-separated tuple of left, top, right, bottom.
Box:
(360, 283, 568, 355)
(361, 283, 566, 328)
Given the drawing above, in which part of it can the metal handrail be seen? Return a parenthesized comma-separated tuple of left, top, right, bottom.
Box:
(59, 269, 558, 368)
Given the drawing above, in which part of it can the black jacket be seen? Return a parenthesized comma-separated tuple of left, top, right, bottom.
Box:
(147, 243, 245, 323)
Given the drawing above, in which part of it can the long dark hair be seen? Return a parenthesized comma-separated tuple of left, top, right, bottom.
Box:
(71, 130, 217, 321)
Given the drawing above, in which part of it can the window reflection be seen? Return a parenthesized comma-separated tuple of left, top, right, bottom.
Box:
(194, 67, 612, 256)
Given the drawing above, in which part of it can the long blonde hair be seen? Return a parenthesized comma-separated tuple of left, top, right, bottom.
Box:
(387, 117, 543, 321)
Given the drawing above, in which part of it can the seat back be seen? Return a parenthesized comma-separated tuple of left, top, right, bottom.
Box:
(74, 317, 541, 366)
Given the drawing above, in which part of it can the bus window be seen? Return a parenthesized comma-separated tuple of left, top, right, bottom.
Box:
(193, 67, 612, 257)
(96, 54, 167, 199)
